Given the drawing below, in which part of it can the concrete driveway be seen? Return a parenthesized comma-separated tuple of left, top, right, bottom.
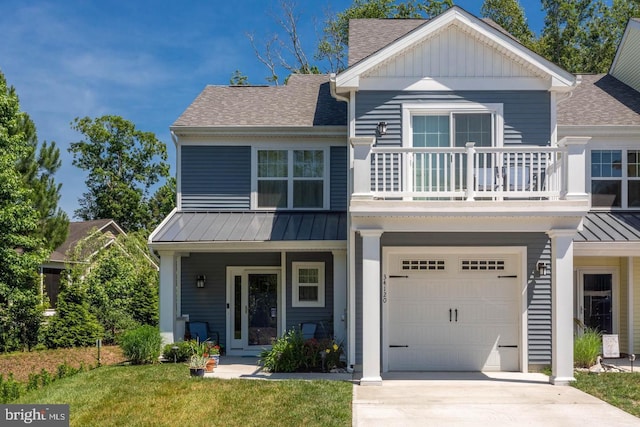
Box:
(352, 372, 640, 426)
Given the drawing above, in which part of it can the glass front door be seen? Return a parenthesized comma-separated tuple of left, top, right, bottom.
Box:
(582, 273, 613, 334)
(248, 273, 278, 346)
(228, 268, 280, 353)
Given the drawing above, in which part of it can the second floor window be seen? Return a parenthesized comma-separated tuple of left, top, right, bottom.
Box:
(591, 149, 640, 208)
(256, 149, 325, 209)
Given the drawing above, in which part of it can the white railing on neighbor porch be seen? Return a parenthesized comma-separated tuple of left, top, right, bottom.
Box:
(351, 138, 589, 202)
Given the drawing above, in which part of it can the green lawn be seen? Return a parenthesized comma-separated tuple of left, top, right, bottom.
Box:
(574, 371, 640, 417)
(15, 363, 352, 427)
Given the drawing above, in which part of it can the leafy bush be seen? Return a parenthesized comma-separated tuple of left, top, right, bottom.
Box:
(260, 329, 346, 373)
(575, 328, 602, 368)
(120, 325, 162, 364)
(0, 374, 23, 403)
(260, 329, 304, 373)
(162, 341, 192, 363)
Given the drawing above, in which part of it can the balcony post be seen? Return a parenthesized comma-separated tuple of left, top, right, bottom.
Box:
(558, 136, 591, 200)
(465, 143, 476, 201)
(351, 137, 375, 200)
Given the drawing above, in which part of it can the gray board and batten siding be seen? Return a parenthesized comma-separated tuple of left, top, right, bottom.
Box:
(354, 232, 552, 369)
(180, 145, 348, 212)
(180, 252, 334, 349)
(355, 91, 551, 146)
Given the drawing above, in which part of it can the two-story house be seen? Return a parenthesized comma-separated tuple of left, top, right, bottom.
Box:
(149, 6, 638, 386)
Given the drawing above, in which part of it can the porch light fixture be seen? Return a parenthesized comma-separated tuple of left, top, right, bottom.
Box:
(536, 262, 547, 276)
(196, 275, 206, 288)
(376, 121, 387, 136)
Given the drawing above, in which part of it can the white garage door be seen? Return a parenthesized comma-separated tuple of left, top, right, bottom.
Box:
(387, 251, 520, 371)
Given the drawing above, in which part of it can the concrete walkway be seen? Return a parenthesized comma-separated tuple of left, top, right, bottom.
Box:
(353, 372, 640, 427)
(203, 356, 353, 381)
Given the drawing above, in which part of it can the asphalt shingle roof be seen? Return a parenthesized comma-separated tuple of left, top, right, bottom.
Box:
(173, 74, 346, 128)
(348, 19, 426, 66)
(49, 219, 121, 263)
(558, 74, 640, 126)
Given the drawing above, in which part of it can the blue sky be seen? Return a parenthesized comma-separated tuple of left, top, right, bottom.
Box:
(0, 0, 547, 218)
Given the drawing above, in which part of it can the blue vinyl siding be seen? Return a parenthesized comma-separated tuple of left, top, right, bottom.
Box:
(330, 146, 348, 211)
(181, 146, 251, 210)
(355, 91, 550, 146)
(354, 233, 552, 367)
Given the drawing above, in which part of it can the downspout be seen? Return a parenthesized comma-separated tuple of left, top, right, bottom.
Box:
(330, 73, 355, 371)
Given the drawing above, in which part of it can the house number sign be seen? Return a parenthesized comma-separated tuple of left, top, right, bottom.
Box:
(382, 274, 387, 304)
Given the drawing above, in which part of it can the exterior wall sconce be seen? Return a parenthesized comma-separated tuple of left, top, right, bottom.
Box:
(196, 275, 206, 288)
(536, 262, 547, 276)
(376, 121, 387, 136)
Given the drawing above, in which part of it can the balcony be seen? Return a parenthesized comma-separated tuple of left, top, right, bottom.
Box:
(350, 137, 591, 219)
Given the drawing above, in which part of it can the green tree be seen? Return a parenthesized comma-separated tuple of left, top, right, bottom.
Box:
(0, 70, 48, 351)
(81, 232, 159, 344)
(316, 0, 453, 72)
(148, 177, 176, 232)
(17, 139, 69, 251)
(69, 115, 170, 233)
(230, 70, 250, 85)
(42, 280, 103, 348)
(481, 0, 535, 48)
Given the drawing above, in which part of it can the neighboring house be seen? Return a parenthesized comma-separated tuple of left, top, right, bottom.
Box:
(149, 7, 639, 386)
(41, 219, 126, 314)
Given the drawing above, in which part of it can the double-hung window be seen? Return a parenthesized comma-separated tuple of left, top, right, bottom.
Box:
(591, 149, 640, 208)
(292, 262, 325, 307)
(255, 148, 326, 209)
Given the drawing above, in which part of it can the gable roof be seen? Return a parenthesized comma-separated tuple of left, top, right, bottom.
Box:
(172, 74, 346, 129)
(336, 6, 576, 91)
(610, 18, 640, 92)
(347, 17, 519, 67)
(557, 74, 640, 127)
(49, 219, 125, 263)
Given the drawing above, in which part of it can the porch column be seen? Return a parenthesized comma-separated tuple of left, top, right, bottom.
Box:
(628, 257, 634, 355)
(333, 249, 347, 345)
(360, 229, 383, 386)
(548, 230, 576, 385)
(558, 136, 590, 200)
(158, 251, 177, 345)
(350, 137, 375, 200)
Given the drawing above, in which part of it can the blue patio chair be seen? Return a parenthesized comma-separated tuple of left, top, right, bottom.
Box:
(187, 321, 220, 345)
(300, 322, 317, 340)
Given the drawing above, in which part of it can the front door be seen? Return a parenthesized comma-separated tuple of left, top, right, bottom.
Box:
(228, 267, 280, 354)
(578, 272, 615, 334)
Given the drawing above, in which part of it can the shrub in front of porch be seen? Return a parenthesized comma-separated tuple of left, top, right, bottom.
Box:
(259, 329, 344, 373)
(574, 327, 602, 368)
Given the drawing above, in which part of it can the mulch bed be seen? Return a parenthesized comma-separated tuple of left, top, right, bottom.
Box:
(0, 346, 126, 382)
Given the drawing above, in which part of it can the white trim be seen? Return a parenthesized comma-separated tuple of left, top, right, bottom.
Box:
(281, 252, 287, 340)
(171, 125, 347, 139)
(575, 242, 640, 257)
(291, 261, 326, 308)
(381, 246, 527, 373)
(251, 146, 330, 210)
(358, 77, 551, 91)
(575, 267, 620, 336)
(149, 240, 346, 253)
(148, 207, 178, 244)
(628, 257, 634, 354)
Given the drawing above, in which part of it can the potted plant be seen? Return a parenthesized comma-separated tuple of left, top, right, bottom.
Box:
(204, 342, 221, 368)
(189, 354, 208, 377)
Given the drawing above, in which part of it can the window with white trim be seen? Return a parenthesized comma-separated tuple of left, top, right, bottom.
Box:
(255, 149, 326, 209)
(292, 262, 325, 307)
(591, 149, 640, 208)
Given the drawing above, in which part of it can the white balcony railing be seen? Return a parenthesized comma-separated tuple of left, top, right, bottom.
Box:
(351, 138, 589, 202)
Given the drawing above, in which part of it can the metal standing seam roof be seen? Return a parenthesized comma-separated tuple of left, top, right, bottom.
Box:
(151, 212, 348, 243)
(575, 212, 640, 242)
